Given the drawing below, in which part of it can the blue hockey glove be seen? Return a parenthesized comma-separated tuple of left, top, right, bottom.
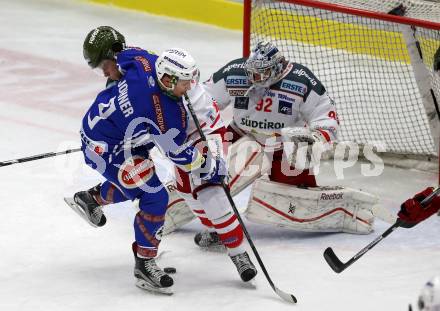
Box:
(199, 156, 227, 184)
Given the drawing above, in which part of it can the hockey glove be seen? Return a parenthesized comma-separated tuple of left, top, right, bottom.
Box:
(281, 127, 325, 145)
(280, 127, 329, 170)
(398, 187, 440, 228)
(199, 156, 226, 184)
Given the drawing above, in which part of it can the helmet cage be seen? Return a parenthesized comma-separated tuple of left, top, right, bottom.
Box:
(245, 41, 286, 87)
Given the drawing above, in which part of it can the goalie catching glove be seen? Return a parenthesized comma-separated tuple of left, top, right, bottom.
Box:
(281, 127, 331, 170)
(398, 187, 440, 228)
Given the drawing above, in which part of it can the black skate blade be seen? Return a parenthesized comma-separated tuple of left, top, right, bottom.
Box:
(135, 278, 173, 295)
(64, 197, 98, 228)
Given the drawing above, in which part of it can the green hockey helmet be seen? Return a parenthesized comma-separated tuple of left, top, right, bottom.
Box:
(83, 26, 126, 69)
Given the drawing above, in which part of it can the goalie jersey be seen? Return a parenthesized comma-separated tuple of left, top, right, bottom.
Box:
(203, 57, 339, 146)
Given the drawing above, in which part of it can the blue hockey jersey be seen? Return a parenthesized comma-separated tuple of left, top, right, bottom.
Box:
(80, 48, 202, 171)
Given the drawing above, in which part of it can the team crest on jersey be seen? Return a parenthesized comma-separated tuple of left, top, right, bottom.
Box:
(280, 80, 307, 96)
(234, 97, 249, 110)
(148, 76, 156, 88)
(118, 156, 155, 189)
(278, 100, 293, 115)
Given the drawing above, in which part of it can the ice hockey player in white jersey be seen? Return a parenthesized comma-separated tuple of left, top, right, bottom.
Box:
(72, 26, 257, 283)
(155, 48, 257, 282)
(191, 41, 379, 249)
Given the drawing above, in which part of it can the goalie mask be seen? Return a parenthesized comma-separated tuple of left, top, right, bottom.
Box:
(245, 41, 287, 87)
(155, 48, 200, 96)
(418, 276, 440, 311)
(83, 26, 126, 69)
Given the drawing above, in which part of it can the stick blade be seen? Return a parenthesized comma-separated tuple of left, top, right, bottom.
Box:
(323, 247, 345, 273)
(274, 286, 297, 304)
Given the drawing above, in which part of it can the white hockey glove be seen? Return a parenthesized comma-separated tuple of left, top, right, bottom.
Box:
(281, 127, 329, 170)
(281, 127, 327, 145)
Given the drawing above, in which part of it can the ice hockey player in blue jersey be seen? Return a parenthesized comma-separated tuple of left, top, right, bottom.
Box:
(68, 26, 224, 295)
(72, 26, 257, 285)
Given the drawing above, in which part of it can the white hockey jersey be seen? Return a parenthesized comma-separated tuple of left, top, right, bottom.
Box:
(203, 58, 339, 147)
(184, 81, 225, 141)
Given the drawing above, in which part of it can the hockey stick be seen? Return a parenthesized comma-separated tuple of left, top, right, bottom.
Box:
(0, 148, 81, 167)
(324, 187, 440, 273)
(183, 94, 297, 304)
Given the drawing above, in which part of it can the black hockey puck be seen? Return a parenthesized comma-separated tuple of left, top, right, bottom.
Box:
(164, 267, 176, 274)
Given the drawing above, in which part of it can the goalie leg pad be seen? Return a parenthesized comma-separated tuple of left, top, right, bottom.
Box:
(162, 181, 195, 235)
(245, 179, 378, 234)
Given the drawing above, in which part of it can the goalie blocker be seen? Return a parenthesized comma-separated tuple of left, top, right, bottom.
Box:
(163, 135, 378, 235)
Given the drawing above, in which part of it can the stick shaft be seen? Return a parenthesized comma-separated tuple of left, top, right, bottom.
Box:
(0, 148, 81, 167)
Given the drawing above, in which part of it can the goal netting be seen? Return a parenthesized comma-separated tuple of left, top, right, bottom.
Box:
(244, 0, 440, 163)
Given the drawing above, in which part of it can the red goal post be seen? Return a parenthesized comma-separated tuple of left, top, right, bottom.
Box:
(242, 0, 440, 172)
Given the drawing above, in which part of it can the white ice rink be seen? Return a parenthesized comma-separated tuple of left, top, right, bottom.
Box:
(0, 1, 439, 310)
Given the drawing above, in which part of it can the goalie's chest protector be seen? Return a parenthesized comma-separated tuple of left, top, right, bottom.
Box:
(227, 63, 318, 137)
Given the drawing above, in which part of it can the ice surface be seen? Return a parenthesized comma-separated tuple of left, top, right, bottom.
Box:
(0, 1, 439, 310)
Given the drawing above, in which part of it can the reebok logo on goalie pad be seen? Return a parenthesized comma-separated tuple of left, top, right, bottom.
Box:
(320, 193, 344, 200)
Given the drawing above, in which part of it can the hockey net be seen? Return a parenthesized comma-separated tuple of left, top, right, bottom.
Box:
(243, 0, 440, 170)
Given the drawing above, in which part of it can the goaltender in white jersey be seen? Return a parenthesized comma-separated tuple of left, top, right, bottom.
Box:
(165, 41, 381, 249)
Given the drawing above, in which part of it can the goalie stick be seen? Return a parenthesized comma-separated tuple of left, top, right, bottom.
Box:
(183, 94, 297, 304)
(324, 187, 440, 273)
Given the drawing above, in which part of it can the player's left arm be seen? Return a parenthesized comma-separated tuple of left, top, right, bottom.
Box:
(302, 89, 339, 143)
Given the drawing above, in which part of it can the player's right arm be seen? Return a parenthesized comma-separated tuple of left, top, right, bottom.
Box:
(147, 94, 224, 184)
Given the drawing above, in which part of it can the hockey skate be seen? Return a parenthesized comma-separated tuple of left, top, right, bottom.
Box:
(230, 251, 257, 282)
(194, 230, 226, 252)
(64, 184, 106, 228)
(133, 244, 174, 295)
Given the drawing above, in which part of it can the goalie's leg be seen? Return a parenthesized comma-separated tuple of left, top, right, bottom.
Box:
(246, 179, 376, 234)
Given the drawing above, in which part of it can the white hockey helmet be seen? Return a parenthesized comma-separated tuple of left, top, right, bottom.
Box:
(245, 41, 287, 87)
(418, 276, 440, 311)
(155, 48, 200, 93)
